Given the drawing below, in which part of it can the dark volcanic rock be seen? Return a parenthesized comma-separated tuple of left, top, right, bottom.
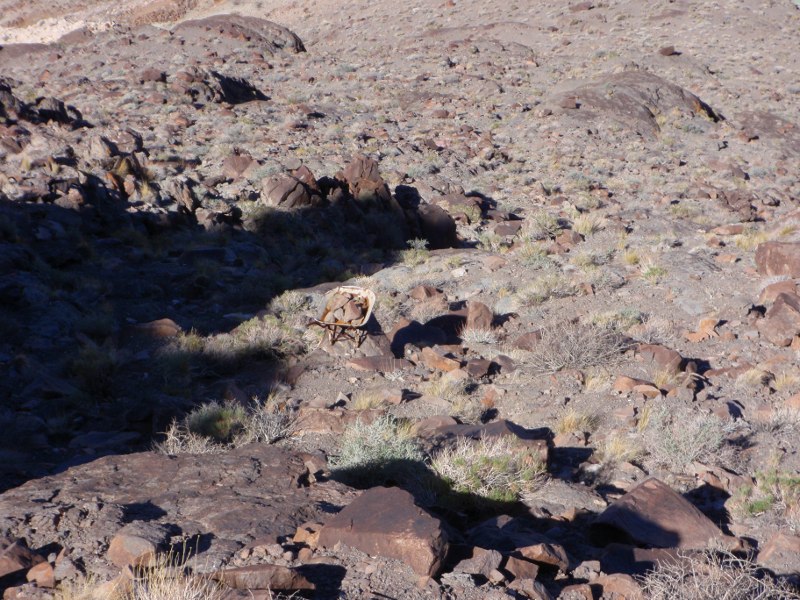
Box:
(318, 486, 449, 576)
(592, 478, 736, 550)
(0, 445, 353, 574)
(174, 15, 306, 54)
(757, 292, 800, 347)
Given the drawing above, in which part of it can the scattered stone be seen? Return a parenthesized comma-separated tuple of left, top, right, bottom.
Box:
(0, 538, 44, 579)
(107, 522, 170, 568)
(466, 301, 494, 330)
(454, 547, 503, 578)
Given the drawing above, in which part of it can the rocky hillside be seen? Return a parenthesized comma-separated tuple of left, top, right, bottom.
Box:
(1, 0, 800, 598)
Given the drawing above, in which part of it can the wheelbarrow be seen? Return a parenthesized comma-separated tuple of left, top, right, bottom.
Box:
(309, 286, 376, 347)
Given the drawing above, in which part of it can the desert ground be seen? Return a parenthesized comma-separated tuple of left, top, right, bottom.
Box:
(1, 0, 800, 598)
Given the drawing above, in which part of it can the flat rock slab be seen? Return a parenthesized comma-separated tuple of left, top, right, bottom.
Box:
(0, 445, 353, 574)
(592, 478, 735, 550)
(214, 564, 314, 592)
(318, 486, 449, 576)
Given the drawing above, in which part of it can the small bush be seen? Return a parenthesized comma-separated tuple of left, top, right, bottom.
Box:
(571, 213, 605, 237)
(642, 402, 728, 471)
(523, 210, 562, 240)
(527, 321, 628, 373)
(638, 550, 800, 600)
(186, 401, 248, 443)
(400, 238, 430, 266)
(432, 436, 546, 503)
(459, 324, 498, 345)
(555, 407, 599, 435)
(330, 415, 425, 486)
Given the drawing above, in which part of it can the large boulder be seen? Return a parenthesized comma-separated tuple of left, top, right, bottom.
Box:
(757, 292, 800, 346)
(318, 486, 449, 576)
(592, 478, 736, 550)
(755, 242, 800, 277)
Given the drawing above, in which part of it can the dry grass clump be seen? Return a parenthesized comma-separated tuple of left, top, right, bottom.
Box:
(156, 395, 293, 455)
(351, 388, 387, 411)
(750, 407, 800, 434)
(519, 272, 580, 305)
(640, 402, 729, 472)
(400, 238, 430, 266)
(516, 241, 554, 268)
(431, 436, 547, 503)
(571, 213, 605, 237)
(522, 210, 562, 240)
(638, 550, 800, 600)
(459, 323, 498, 345)
(555, 407, 599, 435)
(596, 433, 644, 468)
(527, 321, 628, 373)
(330, 415, 424, 485)
(204, 315, 292, 361)
(56, 553, 223, 600)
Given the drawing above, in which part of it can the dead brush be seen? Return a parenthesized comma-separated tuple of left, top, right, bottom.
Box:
(638, 549, 800, 600)
(527, 321, 629, 374)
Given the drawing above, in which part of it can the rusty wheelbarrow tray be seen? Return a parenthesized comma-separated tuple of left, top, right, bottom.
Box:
(309, 286, 376, 347)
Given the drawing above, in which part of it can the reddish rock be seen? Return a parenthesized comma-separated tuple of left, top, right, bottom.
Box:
(612, 376, 653, 393)
(132, 318, 181, 338)
(465, 358, 492, 378)
(758, 280, 798, 305)
(757, 292, 800, 346)
(107, 522, 169, 568)
(293, 522, 323, 548)
(635, 344, 683, 374)
(409, 285, 444, 301)
(214, 564, 314, 592)
(757, 532, 800, 575)
(0, 538, 44, 579)
(318, 487, 449, 576)
(593, 478, 735, 550)
(503, 555, 540, 581)
(755, 242, 800, 277)
(466, 301, 494, 330)
(514, 330, 542, 351)
(556, 230, 583, 247)
(658, 45, 677, 56)
(222, 152, 255, 180)
(25, 562, 54, 588)
(420, 346, 461, 372)
(517, 542, 569, 572)
(595, 573, 643, 599)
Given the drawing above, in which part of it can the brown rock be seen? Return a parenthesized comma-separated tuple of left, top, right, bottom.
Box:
(596, 573, 643, 599)
(517, 542, 569, 572)
(293, 522, 323, 549)
(757, 292, 800, 346)
(409, 285, 444, 301)
(559, 583, 593, 599)
(759, 280, 799, 305)
(25, 562, 54, 588)
(635, 343, 683, 374)
(132, 318, 181, 338)
(214, 564, 314, 592)
(466, 358, 492, 378)
(454, 547, 503, 577)
(222, 152, 255, 180)
(318, 487, 449, 576)
(612, 376, 653, 393)
(658, 45, 677, 56)
(466, 301, 494, 330)
(0, 538, 44, 579)
(507, 577, 555, 600)
(420, 346, 461, 372)
(755, 242, 800, 277)
(757, 532, 800, 575)
(514, 330, 542, 351)
(592, 478, 735, 549)
(107, 522, 170, 568)
(503, 555, 539, 581)
(556, 230, 583, 246)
